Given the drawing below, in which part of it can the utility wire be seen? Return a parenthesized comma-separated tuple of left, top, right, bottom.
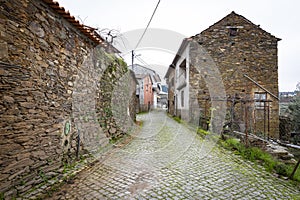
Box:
(136, 56, 152, 68)
(134, 0, 161, 50)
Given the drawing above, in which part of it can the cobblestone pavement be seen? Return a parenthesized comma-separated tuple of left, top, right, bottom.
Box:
(48, 110, 300, 199)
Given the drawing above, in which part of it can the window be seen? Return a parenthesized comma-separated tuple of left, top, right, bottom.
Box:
(181, 90, 184, 107)
(254, 92, 267, 109)
(229, 27, 238, 36)
(179, 59, 187, 78)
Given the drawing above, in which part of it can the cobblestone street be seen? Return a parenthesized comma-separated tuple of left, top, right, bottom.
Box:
(48, 110, 300, 199)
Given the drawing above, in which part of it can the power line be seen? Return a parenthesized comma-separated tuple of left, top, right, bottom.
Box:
(131, 0, 160, 71)
(134, 0, 161, 50)
(136, 56, 151, 68)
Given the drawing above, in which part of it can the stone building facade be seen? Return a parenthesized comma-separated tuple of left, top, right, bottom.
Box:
(166, 11, 280, 139)
(131, 64, 161, 111)
(165, 65, 175, 116)
(135, 74, 154, 112)
(0, 0, 136, 198)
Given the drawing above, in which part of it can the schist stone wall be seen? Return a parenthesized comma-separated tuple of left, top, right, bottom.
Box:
(97, 57, 137, 142)
(165, 67, 175, 116)
(189, 12, 280, 138)
(0, 0, 136, 198)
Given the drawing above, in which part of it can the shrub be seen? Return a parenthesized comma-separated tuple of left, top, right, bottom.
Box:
(219, 138, 300, 182)
(274, 163, 288, 176)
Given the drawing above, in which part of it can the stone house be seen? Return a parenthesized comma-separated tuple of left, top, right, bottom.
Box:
(0, 0, 136, 198)
(165, 66, 175, 115)
(131, 64, 162, 110)
(135, 74, 154, 111)
(165, 11, 280, 139)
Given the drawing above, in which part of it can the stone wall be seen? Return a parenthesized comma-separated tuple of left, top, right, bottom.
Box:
(97, 55, 137, 140)
(0, 0, 135, 198)
(189, 12, 280, 138)
(166, 67, 175, 116)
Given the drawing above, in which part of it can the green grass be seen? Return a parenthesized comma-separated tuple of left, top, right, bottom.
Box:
(219, 138, 300, 182)
(287, 164, 300, 183)
(197, 128, 210, 137)
(172, 116, 182, 123)
(137, 111, 149, 115)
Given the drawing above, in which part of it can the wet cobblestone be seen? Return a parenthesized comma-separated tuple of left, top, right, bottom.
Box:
(48, 110, 300, 199)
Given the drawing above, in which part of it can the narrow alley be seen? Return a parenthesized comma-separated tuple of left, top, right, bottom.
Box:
(2, 1, 300, 200)
(48, 110, 299, 199)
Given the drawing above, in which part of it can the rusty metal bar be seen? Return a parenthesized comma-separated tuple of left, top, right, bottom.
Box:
(264, 100, 266, 135)
(243, 74, 279, 100)
(245, 102, 249, 146)
(267, 104, 270, 140)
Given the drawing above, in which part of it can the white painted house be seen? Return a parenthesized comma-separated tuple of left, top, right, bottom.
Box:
(172, 40, 190, 120)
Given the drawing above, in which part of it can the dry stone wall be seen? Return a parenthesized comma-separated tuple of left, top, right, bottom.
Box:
(97, 55, 137, 141)
(0, 0, 136, 198)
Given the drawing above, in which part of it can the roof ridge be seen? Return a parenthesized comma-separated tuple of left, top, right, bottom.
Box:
(42, 0, 106, 46)
(193, 11, 280, 41)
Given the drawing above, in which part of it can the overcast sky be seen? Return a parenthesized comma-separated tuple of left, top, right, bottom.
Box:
(57, 0, 300, 92)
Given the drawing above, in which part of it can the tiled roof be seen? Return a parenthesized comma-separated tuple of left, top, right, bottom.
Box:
(42, 0, 106, 46)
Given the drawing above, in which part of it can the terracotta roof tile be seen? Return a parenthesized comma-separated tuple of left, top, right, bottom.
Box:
(42, 0, 106, 46)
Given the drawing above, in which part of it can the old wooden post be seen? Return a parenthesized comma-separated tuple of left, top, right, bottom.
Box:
(289, 159, 300, 180)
